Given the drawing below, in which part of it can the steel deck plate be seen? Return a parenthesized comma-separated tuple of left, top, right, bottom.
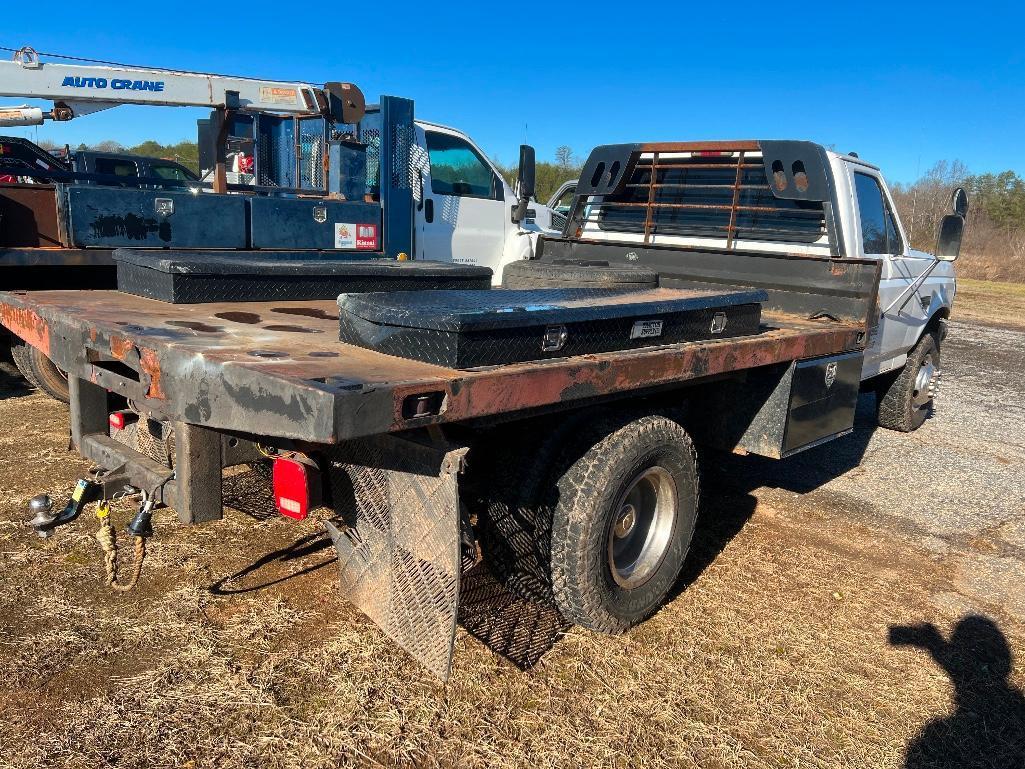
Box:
(0, 290, 864, 444)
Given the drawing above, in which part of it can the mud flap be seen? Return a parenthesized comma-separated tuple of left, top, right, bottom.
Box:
(323, 435, 468, 681)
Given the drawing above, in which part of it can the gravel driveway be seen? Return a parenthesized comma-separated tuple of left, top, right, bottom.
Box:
(709, 319, 1025, 619)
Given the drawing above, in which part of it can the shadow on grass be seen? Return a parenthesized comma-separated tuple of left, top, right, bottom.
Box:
(702, 391, 880, 497)
(890, 616, 1025, 768)
(221, 465, 277, 521)
(208, 532, 334, 596)
(458, 561, 570, 670)
(0, 361, 31, 400)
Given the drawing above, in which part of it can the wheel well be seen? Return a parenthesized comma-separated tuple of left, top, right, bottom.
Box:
(925, 307, 950, 336)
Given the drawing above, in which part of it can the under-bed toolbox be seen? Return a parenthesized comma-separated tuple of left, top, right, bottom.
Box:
(338, 286, 768, 368)
(114, 250, 493, 304)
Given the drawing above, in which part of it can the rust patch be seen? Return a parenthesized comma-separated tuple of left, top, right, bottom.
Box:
(0, 304, 50, 355)
(139, 348, 165, 400)
(394, 322, 860, 430)
(109, 335, 135, 362)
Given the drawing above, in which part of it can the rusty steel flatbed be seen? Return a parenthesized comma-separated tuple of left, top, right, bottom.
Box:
(0, 289, 863, 443)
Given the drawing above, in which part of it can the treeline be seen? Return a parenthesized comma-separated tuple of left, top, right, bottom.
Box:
(891, 161, 1025, 282)
(496, 145, 581, 203)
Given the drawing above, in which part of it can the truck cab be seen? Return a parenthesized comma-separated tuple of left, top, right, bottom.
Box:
(827, 153, 955, 381)
(413, 121, 559, 276)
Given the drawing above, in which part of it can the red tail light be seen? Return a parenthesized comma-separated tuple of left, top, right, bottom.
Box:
(272, 456, 321, 520)
(108, 410, 136, 430)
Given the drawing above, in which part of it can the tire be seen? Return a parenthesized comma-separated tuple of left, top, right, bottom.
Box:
(876, 332, 939, 432)
(11, 341, 70, 403)
(501, 259, 659, 290)
(549, 414, 699, 633)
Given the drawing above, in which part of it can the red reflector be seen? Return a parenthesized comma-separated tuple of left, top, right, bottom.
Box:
(272, 456, 321, 520)
(109, 412, 125, 429)
(693, 151, 732, 157)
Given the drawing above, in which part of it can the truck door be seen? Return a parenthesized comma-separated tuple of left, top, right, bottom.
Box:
(415, 127, 508, 268)
(848, 166, 932, 378)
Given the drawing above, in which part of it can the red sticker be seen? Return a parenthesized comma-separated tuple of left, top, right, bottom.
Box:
(356, 224, 378, 250)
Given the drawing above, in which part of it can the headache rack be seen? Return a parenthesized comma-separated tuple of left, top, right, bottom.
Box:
(567, 141, 845, 256)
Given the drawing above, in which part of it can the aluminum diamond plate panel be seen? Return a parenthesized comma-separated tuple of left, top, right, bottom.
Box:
(324, 435, 468, 680)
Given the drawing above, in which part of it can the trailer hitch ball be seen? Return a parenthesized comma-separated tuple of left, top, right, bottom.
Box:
(27, 494, 54, 537)
(28, 479, 101, 539)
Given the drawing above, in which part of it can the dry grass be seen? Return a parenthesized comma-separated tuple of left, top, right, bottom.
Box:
(953, 278, 1025, 330)
(956, 251, 1025, 283)
(1, 361, 1023, 768)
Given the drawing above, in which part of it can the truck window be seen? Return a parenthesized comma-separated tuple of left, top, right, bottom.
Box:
(425, 131, 496, 199)
(551, 185, 575, 214)
(150, 163, 194, 182)
(94, 158, 138, 178)
(854, 172, 902, 254)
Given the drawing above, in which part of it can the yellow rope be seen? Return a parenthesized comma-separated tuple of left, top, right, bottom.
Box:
(94, 502, 146, 592)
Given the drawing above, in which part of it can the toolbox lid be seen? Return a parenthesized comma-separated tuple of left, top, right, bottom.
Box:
(112, 249, 493, 280)
(337, 287, 768, 333)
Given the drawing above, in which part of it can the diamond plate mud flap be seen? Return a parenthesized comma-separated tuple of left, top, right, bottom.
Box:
(323, 435, 468, 681)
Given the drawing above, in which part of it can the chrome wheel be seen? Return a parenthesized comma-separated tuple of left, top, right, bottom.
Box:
(608, 466, 677, 589)
(912, 352, 938, 410)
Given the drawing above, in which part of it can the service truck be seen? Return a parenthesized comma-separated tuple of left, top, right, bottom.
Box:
(0, 139, 967, 680)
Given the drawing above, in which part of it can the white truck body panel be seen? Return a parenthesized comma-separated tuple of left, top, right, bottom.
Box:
(413, 121, 560, 283)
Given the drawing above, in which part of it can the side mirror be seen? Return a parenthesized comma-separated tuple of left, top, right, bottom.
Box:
(935, 186, 969, 262)
(512, 144, 536, 224)
(936, 215, 964, 261)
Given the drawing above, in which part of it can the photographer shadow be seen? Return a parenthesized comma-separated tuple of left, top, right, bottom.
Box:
(890, 616, 1025, 768)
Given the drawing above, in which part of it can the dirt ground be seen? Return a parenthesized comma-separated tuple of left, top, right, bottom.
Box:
(1, 286, 1023, 769)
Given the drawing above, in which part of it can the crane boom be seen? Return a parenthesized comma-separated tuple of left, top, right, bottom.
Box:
(0, 47, 363, 124)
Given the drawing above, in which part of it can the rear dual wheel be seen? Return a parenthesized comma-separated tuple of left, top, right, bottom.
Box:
(11, 341, 70, 403)
(549, 414, 699, 632)
(482, 412, 699, 633)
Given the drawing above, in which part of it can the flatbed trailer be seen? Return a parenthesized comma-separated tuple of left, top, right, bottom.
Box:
(0, 140, 904, 680)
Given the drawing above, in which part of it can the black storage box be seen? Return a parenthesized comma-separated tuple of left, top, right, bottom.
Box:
(114, 250, 493, 304)
(338, 287, 768, 368)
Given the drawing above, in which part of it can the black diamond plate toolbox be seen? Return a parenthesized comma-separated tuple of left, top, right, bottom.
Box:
(338, 286, 768, 368)
(114, 249, 493, 304)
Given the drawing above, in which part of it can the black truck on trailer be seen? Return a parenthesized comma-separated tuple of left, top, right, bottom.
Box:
(0, 139, 968, 679)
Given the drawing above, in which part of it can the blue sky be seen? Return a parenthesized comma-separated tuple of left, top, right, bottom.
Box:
(2, 0, 1022, 183)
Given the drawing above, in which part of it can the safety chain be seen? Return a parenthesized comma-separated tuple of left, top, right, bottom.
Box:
(94, 501, 146, 592)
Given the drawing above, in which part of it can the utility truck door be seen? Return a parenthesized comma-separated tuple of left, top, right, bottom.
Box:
(415, 128, 507, 268)
(849, 167, 931, 378)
